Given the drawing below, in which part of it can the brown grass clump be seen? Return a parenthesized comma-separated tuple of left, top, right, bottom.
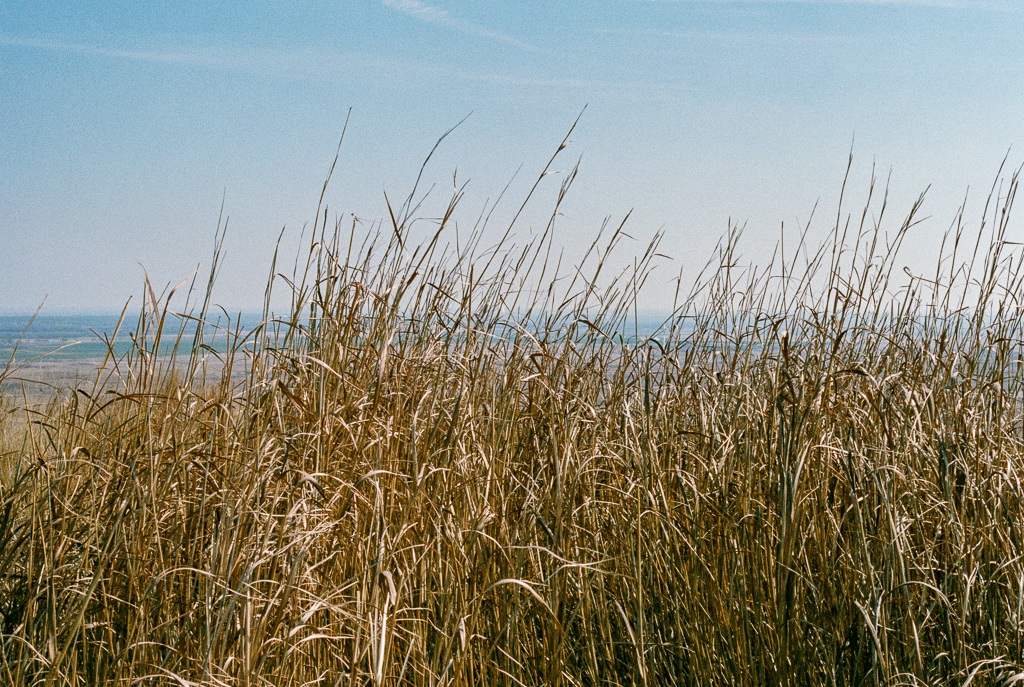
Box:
(2, 130, 1024, 686)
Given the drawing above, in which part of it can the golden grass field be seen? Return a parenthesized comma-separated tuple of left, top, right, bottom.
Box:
(2, 136, 1024, 686)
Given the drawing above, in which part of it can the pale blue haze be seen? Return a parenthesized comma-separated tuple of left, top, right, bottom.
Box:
(2, 1, 1023, 314)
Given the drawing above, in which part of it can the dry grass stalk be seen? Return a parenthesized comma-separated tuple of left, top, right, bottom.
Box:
(2, 136, 1024, 686)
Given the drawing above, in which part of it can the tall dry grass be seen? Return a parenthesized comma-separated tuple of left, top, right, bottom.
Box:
(2, 131, 1024, 686)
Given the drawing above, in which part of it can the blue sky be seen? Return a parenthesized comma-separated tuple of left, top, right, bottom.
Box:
(2, 0, 1022, 314)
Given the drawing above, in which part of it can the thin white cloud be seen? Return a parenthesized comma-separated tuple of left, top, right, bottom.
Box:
(381, 0, 535, 50)
(0, 35, 420, 80)
(1, 33, 571, 89)
(0, 35, 216, 66)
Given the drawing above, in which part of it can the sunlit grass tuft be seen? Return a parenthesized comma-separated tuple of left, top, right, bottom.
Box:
(2, 132, 1024, 686)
